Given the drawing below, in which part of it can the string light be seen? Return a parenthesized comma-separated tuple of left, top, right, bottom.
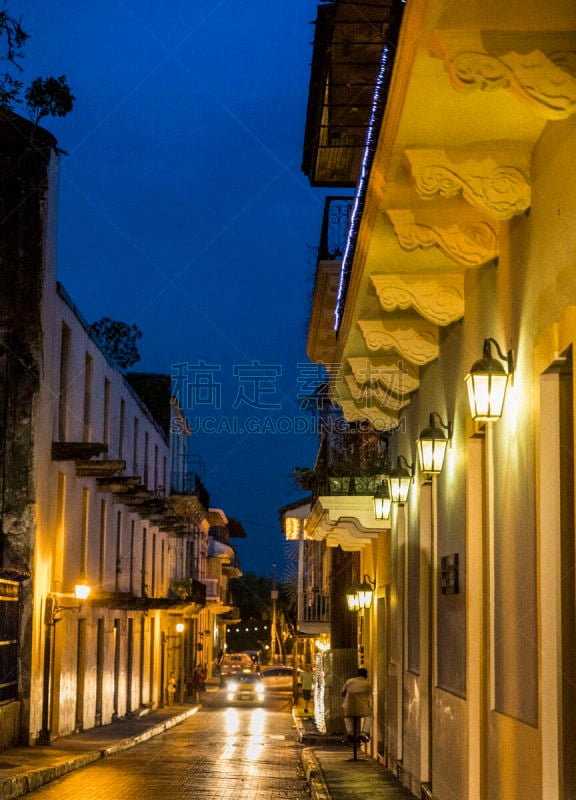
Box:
(334, 0, 406, 331)
(335, 45, 389, 331)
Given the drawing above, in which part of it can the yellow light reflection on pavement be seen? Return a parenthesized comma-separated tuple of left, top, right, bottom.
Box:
(220, 708, 240, 760)
(225, 708, 240, 734)
(246, 708, 266, 761)
(249, 708, 265, 735)
(220, 706, 269, 762)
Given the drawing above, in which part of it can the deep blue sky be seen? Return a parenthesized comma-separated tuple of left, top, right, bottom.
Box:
(14, 1, 330, 577)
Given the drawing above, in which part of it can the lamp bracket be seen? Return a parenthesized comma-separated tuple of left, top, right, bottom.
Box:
(45, 596, 82, 626)
(397, 454, 414, 476)
(429, 411, 453, 441)
(484, 337, 514, 380)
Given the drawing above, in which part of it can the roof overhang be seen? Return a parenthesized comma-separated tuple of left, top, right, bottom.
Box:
(306, 0, 576, 428)
(306, 495, 390, 551)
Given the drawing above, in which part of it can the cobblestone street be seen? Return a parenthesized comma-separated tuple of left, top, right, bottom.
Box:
(22, 696, 310, 800)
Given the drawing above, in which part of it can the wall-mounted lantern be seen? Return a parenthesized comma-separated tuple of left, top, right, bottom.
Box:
(372, 478, 391, 520)
(388, 455, 414, 503)
(417, 412, 453, 475)
(346, 576, 376, 612)
(465, 338, 514, 422)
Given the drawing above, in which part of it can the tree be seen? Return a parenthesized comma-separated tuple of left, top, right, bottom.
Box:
(0, 7, 28, 107)
(290, 466, 315, 491)
(89, 317, 142, 371)
(0, 5, 74, 124)
(24, 75, 74, 125)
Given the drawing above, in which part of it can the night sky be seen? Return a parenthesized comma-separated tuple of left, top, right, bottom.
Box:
(13, 1, 332, 577)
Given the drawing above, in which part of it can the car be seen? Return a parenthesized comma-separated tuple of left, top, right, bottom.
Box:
(225, 673, 266, 705)
(218, 652, 255, 686)
(260, 665, 298, 691)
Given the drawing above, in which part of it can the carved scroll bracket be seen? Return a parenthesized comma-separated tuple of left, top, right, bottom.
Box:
(405, 147, 531, 219)
(387, 209, 498, 267)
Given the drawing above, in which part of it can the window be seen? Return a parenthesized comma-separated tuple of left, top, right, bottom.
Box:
(83, 353, 93, 442)
(115, 510, 122, 593)
(141, 527, 148, 596)
(151, 534, 157, 596)
(99, 500, 107, 586)
(58, 323, 71, 440)
(54, 472, 66, 589)
(154, 445, 158, 492)
(143, 432, 149, 486)
(132, 417, 139, 475)
(80, 488, 89, 580)
(119, 399, 126, 459)
(129, 520, 135, 594)
(0, 580, 19, 701)
(103, 378, 111, 446)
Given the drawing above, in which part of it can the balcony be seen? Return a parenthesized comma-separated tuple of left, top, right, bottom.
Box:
(170, 578, 206, 606)
(200, 578, 235, 614)
(302, 0, 402, 187)
(299, 589, 331, 636)
(315, 475, 381, 498)
(307, 197, 353, 364)
(318, 196, 353, 261)
(201, 578, 220, 603)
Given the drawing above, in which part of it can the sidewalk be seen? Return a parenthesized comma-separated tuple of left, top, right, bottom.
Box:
(0, 699, 415, 800)
(0, 704, 200, 800)
(293, 706, 415, 800)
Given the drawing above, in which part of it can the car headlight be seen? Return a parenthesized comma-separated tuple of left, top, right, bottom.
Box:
(256, 683, 264, 692)
(227, 681, 238, 691)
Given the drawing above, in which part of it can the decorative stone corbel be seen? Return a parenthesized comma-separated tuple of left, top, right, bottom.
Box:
(432, 32, 576, 120)
(344, 374, 411, 412)
(347, 355, 420, 395)
(387, 209, 498, 268)
(404, 148, 531, 219)
(358, 318, 439, 365)
(334, 399, 399, 431)
(370, 273, 464, 325)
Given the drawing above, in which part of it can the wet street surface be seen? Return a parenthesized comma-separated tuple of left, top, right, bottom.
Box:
(25, 689, 311, 800)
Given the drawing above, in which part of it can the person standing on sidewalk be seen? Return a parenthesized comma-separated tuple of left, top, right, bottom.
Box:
(301, 664, 314, 714)
(341, 667, 372, 742)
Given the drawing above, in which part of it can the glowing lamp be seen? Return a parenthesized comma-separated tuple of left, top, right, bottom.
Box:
(346, 586, 360, 612)
(74, 583, 90, 600)
(373, 478, 391, 520)
(417, 413, 452, 475)
(388, 456, 413, 503)
(465, 338, 514, 422)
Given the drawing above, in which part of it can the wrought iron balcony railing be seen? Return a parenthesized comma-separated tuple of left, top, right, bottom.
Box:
(314, 475, 381, 497)
(299, 590, 331, 624)
(318, 196, 354, 261)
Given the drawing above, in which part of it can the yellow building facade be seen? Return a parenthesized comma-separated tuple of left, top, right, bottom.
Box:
(303, 1, 576, 797)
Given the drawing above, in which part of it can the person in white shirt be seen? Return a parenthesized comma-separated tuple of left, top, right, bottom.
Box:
(301, 663, 314, 714)
(341, 667, 372, 742)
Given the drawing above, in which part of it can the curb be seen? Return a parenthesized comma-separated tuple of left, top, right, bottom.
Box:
(292, 707, 305, 742)
(301, 748, 332, 800)
(0, 707, 200, 800)
(100, 707, 198, 756)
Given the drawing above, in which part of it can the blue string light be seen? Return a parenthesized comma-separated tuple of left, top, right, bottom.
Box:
(333, 0, 407, 331)
(334, 44, 390, 331)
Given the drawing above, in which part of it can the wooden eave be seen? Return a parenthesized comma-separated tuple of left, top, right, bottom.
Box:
(52, 442, 108, 461)
(88, 591, 205, 612)
(96, 475, 140, 492)
(75, 459, 126, 478)
(170, 493, 209, 527)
